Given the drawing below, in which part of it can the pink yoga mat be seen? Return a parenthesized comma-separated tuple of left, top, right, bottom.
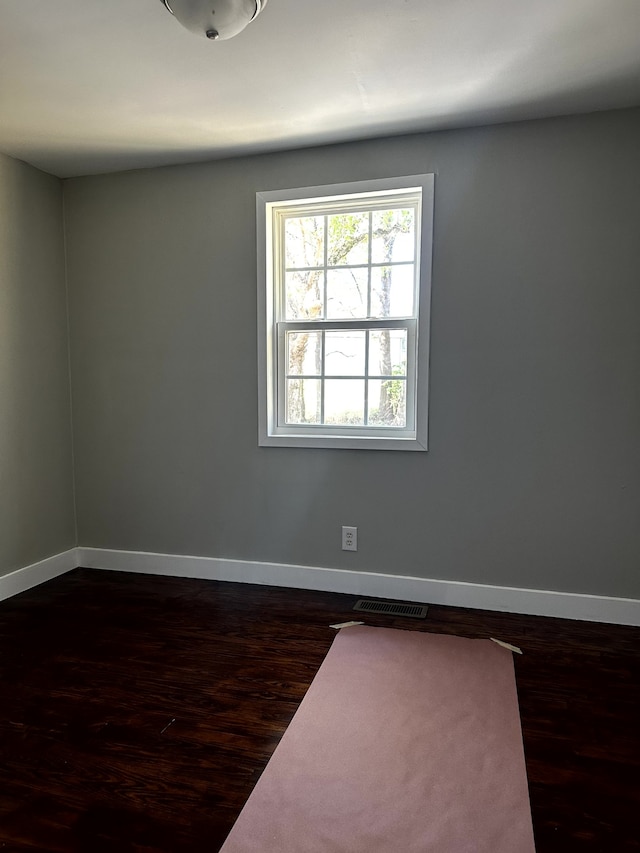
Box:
(220, 626, 535, 852)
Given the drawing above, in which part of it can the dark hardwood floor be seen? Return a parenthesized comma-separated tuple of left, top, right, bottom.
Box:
(0, 568, 638, 852)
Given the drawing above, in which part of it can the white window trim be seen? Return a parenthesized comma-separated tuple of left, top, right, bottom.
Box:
(257, 174, 434, 451)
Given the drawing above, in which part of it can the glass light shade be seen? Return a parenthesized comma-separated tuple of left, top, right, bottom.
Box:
(164, 0, 268, 41)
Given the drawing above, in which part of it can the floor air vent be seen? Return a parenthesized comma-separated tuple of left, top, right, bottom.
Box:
(353, 599, 428, 619)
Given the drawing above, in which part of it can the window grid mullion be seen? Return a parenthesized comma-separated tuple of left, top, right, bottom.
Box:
(286, 374, 407, 380)
(276, 214, 286, 426)
(285, 260, 413, 274)
(366, 211, 373, 319)
(320, 330, 326, 424)
(364, 209, 373, 424)
(364, 330, 370, 425)
(323, 215, 328, 320)
(412, 199, 420, 314)
(321, 215, 328, 423)
(279, 319, 415, 332)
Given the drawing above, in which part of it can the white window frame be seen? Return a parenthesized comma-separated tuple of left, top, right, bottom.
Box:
(257, 174, 434, 451)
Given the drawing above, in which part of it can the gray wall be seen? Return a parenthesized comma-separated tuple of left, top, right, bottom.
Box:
(64, 108, 640, 599)
(0, 153, 76, 576)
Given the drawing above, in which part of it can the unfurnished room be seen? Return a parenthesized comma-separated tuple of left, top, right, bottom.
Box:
(0, 1, 639, 851)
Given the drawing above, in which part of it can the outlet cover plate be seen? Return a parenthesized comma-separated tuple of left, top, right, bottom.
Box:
(342, 526, 358, 551)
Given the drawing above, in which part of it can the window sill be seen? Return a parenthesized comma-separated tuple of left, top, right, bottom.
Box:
(258, 432, 428, 451)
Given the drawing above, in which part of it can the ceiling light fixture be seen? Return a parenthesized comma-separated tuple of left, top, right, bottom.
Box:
(161, 0, 269, 41)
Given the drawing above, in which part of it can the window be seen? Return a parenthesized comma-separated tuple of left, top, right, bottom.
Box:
(257, 174, 434, 450)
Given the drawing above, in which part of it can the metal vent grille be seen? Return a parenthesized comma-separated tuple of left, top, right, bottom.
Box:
(353, 599, 428, 619)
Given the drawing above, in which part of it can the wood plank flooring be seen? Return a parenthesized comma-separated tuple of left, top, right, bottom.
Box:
(0, 568, 638, 852)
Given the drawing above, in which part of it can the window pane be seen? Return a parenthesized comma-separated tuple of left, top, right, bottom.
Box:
(286, 379, 321, 424)
(371, 209, 415, 263)
(325, 331, 365, 376)
(328, 212, 369, 266)
(371, 265, 414, 318)
(324, 379, 365, 425)
(285, 270, 324, 320)
(368, 330, 407, 377)
(326, 268, 368, 319)
(287, 332, 322, 376)
(285, 216, 324, 269)
(368, 379, 407, 427)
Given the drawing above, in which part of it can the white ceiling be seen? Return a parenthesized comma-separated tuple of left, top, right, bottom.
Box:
(1, 0, 639, 178)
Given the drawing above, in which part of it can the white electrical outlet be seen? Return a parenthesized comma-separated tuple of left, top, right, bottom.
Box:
(342, 526, 358, 552)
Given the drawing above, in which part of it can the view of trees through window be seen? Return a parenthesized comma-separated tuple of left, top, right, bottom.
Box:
(283, 206, 416, 428)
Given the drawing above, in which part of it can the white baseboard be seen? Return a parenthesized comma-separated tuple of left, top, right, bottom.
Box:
(0, 548, 79, 604)
(77, 547, 640, 627)
(3, 546, 638, 627)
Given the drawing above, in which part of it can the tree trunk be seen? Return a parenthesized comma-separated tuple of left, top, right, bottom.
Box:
(378, 236, 394, 423)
